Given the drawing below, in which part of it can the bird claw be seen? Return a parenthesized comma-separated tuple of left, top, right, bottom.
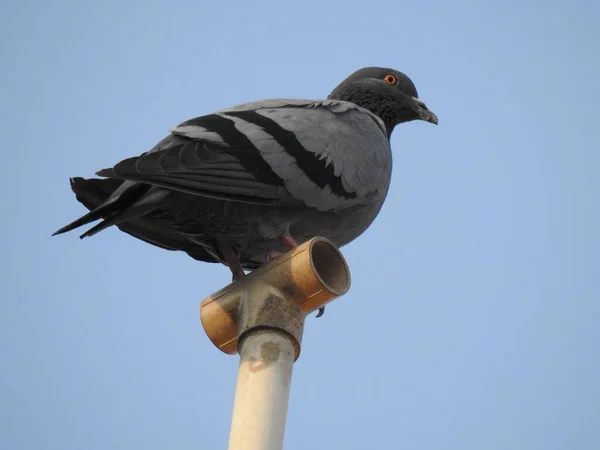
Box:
(232, 269, 245, 282)
(280, 233, 299, 250)
(315, 306, 325, 318)
(218, 240, 245, 283)
(267, 251, 284, 262)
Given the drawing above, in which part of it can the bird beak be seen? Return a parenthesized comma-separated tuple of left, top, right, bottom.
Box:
(412, 97, 438, 125)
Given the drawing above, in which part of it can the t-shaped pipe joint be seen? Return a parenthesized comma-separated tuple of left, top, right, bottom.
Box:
(200, 237, 351, 360)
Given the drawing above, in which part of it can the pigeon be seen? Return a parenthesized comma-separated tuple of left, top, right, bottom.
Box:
(53, 67, 438, 317)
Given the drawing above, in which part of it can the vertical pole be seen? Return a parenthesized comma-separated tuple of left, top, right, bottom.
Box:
(227, 330, 296, 450)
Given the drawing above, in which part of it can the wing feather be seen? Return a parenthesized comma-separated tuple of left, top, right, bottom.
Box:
(98, 99, 391, 212)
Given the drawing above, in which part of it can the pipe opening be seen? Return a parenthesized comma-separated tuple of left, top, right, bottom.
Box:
(310, 240, 350, 295)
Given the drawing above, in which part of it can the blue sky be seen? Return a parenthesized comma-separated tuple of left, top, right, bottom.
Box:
(1, 1, 599, 449)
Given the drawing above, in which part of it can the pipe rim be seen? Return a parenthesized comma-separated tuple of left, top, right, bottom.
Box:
(308, 237, 351, 296)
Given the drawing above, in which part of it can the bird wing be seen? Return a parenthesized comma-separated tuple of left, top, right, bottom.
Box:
(97, 99, 392, 212)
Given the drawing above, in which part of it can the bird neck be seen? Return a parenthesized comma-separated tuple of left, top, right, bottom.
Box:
(328, 85, 396, 138)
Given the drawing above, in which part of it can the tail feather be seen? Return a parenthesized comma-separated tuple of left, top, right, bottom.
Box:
(52, 178, 151, 236)
(52, 177, 220, 264)
(78, 186, 169, 238)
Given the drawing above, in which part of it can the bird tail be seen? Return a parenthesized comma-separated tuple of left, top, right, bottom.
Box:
(52, 177, 167, 238)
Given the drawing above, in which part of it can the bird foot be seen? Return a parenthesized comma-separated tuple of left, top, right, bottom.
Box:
(280, 233, 299, 250)
(232, 269, 246, 282)
(267, 251, 284, 262)
(266, 233, 298, 262)
(217, 240, 245, 283)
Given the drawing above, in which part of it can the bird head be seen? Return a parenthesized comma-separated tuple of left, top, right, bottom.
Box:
(328, 67, 438, 135)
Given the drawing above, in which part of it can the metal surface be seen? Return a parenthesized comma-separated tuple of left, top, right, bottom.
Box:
(200, 237, 351, 358)
(227, 330, 295, 450)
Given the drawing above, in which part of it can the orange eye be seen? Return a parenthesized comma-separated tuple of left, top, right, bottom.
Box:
(384, 74, 397, 85)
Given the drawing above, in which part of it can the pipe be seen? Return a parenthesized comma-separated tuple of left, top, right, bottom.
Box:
(227, 330, 295, 450)
(199, 237, 352, 450)
(200, 237, 351, 359)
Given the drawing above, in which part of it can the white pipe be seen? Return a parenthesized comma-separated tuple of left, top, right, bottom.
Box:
(227, 330, 296, 450)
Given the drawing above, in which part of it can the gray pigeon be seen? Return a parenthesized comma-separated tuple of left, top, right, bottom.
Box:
(53, 67, 437, 316)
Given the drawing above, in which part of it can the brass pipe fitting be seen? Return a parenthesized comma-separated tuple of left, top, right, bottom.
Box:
(200, 237, 351, 360)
